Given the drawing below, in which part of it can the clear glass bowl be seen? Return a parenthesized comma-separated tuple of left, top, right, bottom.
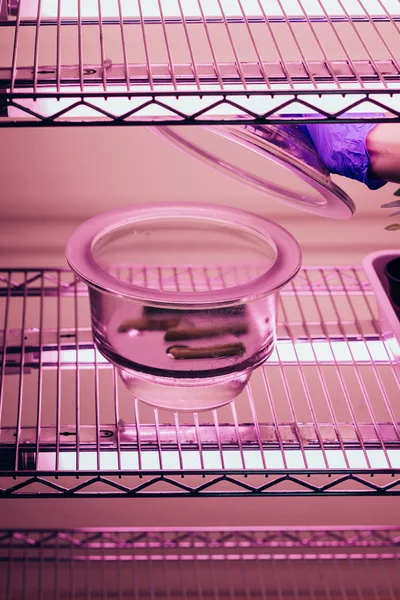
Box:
(66, 203, 302, 411)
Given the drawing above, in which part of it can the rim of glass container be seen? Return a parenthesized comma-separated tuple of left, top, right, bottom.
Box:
(66, 202, 302, 308)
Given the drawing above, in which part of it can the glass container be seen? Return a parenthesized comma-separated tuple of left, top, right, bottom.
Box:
(66, 202, 301, 411)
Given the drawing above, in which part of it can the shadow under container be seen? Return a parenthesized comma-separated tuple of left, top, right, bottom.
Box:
(66, 202, 302, 412)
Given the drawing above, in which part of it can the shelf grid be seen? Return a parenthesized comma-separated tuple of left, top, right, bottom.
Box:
(0, 0, 400, 125)
(1, 527, 400, 599)
(1, 266, 400, 497)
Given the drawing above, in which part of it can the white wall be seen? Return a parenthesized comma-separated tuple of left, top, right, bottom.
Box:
(0, 126, 398, 268)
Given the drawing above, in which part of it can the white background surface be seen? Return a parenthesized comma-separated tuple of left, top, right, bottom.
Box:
(0, 126, 399, 268)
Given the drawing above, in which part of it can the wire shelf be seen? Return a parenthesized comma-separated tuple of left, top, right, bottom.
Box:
(1, 527, 400, 599)
(1, 266, 400, 497)
(0, 0, 400, 125)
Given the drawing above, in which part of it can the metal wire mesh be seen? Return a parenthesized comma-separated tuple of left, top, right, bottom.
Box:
(0, 0, 399, 124)
(1, 527, 400, 600)
(0, 265, 400, 497)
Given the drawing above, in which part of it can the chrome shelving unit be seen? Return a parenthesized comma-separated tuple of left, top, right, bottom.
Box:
(1, 527, 400, 599)
(0, 0, 399, 126)
(1, 266, 400, 498)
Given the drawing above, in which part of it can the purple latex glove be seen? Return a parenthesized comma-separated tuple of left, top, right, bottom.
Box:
(298, 118, 387, 190)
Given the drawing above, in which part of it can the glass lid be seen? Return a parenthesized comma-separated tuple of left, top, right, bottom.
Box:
(153, 124, 355, 220)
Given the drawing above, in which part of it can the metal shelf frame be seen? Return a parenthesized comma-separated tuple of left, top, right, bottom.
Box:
(1, 527, 400, 599)
(1, 266, 400, 498)
(0, 0, 400, 126)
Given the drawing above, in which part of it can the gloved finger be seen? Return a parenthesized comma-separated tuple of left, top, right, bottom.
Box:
(299, 116, 388, 191)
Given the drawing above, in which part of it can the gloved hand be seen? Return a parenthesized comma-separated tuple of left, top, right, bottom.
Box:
(298, 116, 388, 190)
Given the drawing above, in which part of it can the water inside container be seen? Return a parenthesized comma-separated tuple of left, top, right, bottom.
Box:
(90, 215, 278, 378)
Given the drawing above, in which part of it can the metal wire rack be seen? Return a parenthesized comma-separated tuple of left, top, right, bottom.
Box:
(1, 265, 400, 497)
(0, 0, 400, 125)
(1, 527, 400, 599)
